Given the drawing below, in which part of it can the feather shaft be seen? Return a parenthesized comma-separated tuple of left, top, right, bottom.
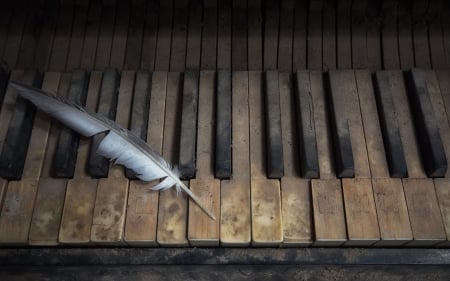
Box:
(9, 81, 216, 220)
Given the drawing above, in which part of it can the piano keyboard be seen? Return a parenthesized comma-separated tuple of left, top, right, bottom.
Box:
(0, 67, 449, 247)
(0, 0, 449, 250)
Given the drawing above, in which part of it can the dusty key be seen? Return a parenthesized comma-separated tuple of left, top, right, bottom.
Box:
(0, 70, 43, 180)
(215, 69, 232, 179)
(294, 71, 319, 178)
(373, 71, 407, 177)
(327, 70, 354, 178)
(264, 70, 284, 178)
(405, 69, 447, 177)
(178, 69, 199, 178)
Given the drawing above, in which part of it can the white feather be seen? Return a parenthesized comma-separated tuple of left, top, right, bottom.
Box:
(9, 81, 215, 220)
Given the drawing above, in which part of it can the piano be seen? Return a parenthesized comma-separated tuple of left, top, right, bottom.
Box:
(0, 0, 449, 279)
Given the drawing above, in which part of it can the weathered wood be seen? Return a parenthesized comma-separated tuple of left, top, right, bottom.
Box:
(311, 71, 335, 178)
(220, 71, 250, 246)
(405, 69, 447, 177)
(372, 178, 412, 246)
(178, 69, 199, 178)
(280, 178, 312, 246)
(312, 179, 347, 246)
(0, 180, 38, 245)
(434, 178, 450, 247)
(295, 71, 319, 178)
(28, 178, 67, 245)
(277, 0, 294, 72)
(264, 70, 284, 178)
(0, 70, 43, 180)
(90, 178, 129, 245)
(157, 72, 188, 247)
(215, 69, 232, 178)
(249, 71, 282, 246)
(403, 179, 446, 246)
(327, 70, 354, 177)
(388, 70, 426, 178)
(373, 71, 407, 177)
(59, 178, 98, 245)
(188, 71, 220, 246)
(188, 179, 220, 246)
(342, 178, 380, 246)
(355, 70, 390, 178)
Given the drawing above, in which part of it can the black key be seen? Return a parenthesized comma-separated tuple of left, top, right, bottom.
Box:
(0, 66, 10, 109)
(295, 71, 319, 178)
(0, 70, 43, 180)
(126, 69, 151, 179)
(216, 69, 232, 179)
(373, 71, 408, 178)
(52, 69, 90, 178)
(88, 68, 120, 178)
(178, 69, 199, 179)
(405, 69, 447, 177)
(265, 70, 284, 178)
(326, 70, 355, 178)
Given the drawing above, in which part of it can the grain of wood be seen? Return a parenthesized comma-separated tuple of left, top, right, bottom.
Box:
(355, 70, 389, 178)
(157, 72, 188, 246)
(188, 179, 220, 246)
(280, 178, 312, 246)
(388, 71, 426, 178)
(372, 178, 412, 246)
(220, 71, 251, 246)
(310, 71, 335, 178)
(403, 178, 446, 246)
(188, 71, 220, 246)
(342, 178, 380, 246)
(312, 179, 347, 246)
(434, 178, 450, 246)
